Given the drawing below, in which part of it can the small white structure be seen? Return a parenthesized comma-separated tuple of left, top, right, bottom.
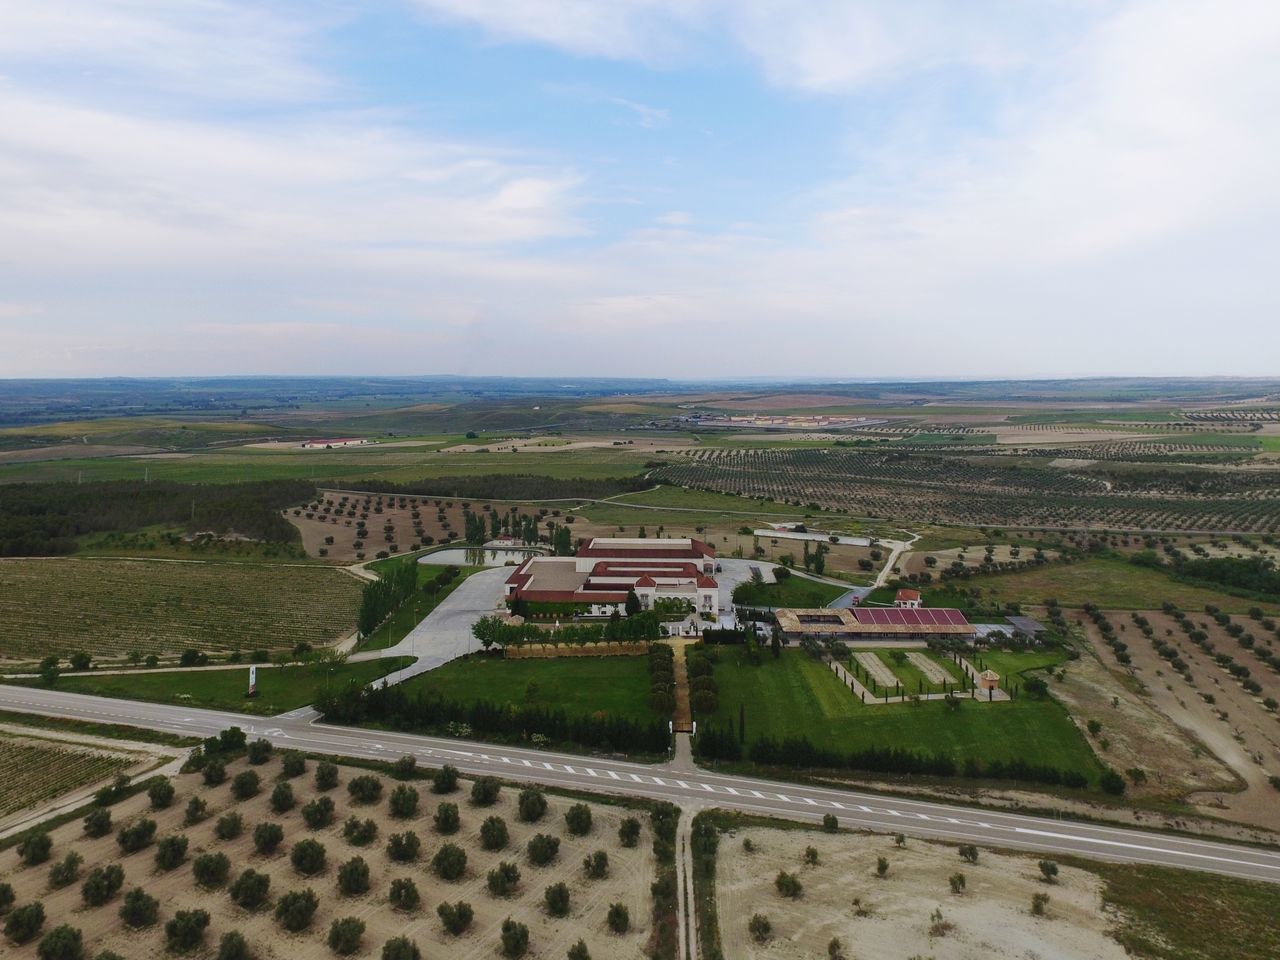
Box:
(894, 588, 922, 608)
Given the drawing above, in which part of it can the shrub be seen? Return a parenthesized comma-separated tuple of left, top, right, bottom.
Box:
(315, 760, 339, 791)
(544, 881, 570, 917)
(329, 917, 366, 955)
(229, 869, 271, 910)
(203, 759, 227, 786)
(434, 802, 461, 834)
(387, 831, 421, 862)
(155, 834, 189, 871)
(565, 803, 592, 836)
(93, 773, 130, 806)
(215, 812, 244, 840)
(348, 775, 383, 805)
(148, 779, 175, 810)
(481, 815, 509, 851)
(116, 818, 156, 853)
(232, 771, 261, 800)
(1032, 892, 1050, 916)
(776, 871, 802, 898)
(618, 816, 641, 847)
(48, 852, 83, 889)
(337, 857, 370, 896)
(501, 918, 530, 957)
(0, 881, 10, 913)
(876, 857, 889, 878)
(518, 788, 547, 823)
(247, 738, 273, 764)
(80, 864, 125, 907)
(527, 833, 560, 866)
(1039, 860, 1060, 884)
(583, 850, 609, 879)
(432, 765, 459, 794)
(950, 872, 967, 894)
(83, 808, 112, 838)
(165, 909, 210, 953)
(488, 860, 521, 897)
(119, 888, 159, 928)
(291, 839, 327, 876)
(748, 913, 771, 944)
(253, 822, 285, 855)
(392, 755, 417, 780)
(275, 889, 319, 932)
(282, 751, 307, 778)
(5, 902, 44, 944)
(822, 813, 839, 833)
(382, 936, 422, 960)
(270, 782, 295, 813)
(471, 776, 501, 806)
(380, 784, 418, 821)
(804, 845, 819, 866)
(567, 940, 591, 960)
(432, 843, 467, 881)
(184, 796, 208, 825)
(36, 924, 82, 960)
(302, 796, 335, 829)
(607, 903, 630, 934)
(193, 852, 231, 888)
(343, 816, 378, 846)
(19, 831, 53, 866)
(216, 931, 250, 960)
(389, 877, 420, 911)
(959, 844, 979, 864)
(437, 900, 474, 935)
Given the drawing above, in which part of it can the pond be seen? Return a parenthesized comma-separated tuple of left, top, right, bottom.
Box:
(418, 548, 543, 567)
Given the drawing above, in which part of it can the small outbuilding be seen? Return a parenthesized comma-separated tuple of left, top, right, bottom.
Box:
(977, 669, 1001, 691)
(894, 588, 922, 608)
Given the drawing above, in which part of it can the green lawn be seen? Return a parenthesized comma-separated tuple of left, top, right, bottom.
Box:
(396, 655, 656, 723)
(706, 648, 1102, 782)
(27, 658, 413, 716)
(958, 556, 1280, 613)
(732, 575, 849, 608)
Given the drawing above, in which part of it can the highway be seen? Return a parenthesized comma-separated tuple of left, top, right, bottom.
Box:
(4, 684, 1280, 883)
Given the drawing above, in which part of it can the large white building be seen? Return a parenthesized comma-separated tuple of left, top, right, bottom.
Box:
(504, 537, 718, 617)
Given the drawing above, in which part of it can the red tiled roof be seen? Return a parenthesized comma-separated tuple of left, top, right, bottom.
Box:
(851, 608, 969, 627)
(697, 575, 718, 589)
(895, 589, 921, 601)
(635, 575, 657, 588)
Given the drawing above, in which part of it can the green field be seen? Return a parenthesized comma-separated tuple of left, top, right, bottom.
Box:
(705, 648, 1101, 780)
(0, 557, 362, 661)
(23, 658, 414, 716)
(731, 574, 849, 608)
(957, 556, 1280, 612)
(396, 655, 656, 722)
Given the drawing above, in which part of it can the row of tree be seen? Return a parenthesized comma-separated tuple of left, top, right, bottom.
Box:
(0, 479, 314, 556)
(356, 561, 420, 637)
(332, 474, 650, 502)
(316, 683, 671, 755)
(472, 612, 663, 648)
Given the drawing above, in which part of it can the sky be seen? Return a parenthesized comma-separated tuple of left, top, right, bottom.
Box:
(2, 0, 1279, 379)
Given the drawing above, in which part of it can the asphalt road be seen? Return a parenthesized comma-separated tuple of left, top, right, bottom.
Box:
(4, 684, 1280, 883)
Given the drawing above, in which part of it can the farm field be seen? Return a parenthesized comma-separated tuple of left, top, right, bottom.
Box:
(0, 733, 142, 818)
(0, 558, 362, 662)
(395, 656, 658, 724)
(955, 557, 1280, 613)
(654, 447, 1280, 532)
(706, 819, 1280, 960)
(0, 754, 663, 960)
(701, 648, 1102, 783)
(16, 659, 415, 716)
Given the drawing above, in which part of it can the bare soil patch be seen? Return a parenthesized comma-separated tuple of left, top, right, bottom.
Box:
(716, 824, 1128, 960)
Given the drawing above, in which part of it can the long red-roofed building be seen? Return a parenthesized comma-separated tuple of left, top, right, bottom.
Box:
(504, 537, 718, 616)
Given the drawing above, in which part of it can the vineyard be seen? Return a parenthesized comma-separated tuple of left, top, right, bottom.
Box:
(0, 734, 138, 818)
(0, 558, 362, 661)
(654, 449, 1280, 533)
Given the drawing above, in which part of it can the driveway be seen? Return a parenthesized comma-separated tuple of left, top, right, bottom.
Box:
(350, 566, 510, 685)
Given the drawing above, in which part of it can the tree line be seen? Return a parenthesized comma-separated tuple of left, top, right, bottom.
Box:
(315, 682, 671, 754)
(356, 561, 424, 637)
(330, 474, 652, 502)
(0, 479, 313, 556)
